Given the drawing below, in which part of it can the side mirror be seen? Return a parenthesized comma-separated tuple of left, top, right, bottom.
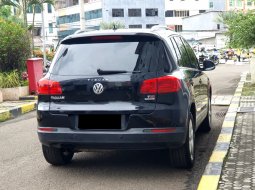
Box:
(200, 60, 215, 71)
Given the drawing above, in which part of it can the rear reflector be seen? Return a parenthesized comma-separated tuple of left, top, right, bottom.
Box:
(38, 127, 57, 132)
(140, 76, 181, 94)
(37, 79, 62, 95)
(143, 128, 176, 133)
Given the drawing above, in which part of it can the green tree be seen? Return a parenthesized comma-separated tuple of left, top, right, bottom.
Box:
(100, 21, 125, 30)
(0, 18, 31, 72)
(219, 11, 255, 48)
(28, 0, 54, 53)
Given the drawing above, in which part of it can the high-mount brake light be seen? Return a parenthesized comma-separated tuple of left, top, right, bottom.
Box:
(37, 79, 62, 95)
(140, 76, 181, 94)
(91, 36, 123, 41)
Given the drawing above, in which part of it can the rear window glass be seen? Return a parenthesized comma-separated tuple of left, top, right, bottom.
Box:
(51, 35, 170, 76)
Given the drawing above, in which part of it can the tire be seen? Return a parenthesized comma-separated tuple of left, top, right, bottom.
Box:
(42, 145, 74, 166)
(199, 97, 212, 133)
(169, 113, 195, 169)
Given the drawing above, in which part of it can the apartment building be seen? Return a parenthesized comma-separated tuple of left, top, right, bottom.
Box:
(226, 0, 255, 11)
(27, 3, 58, 48)
(55, 0, 165, 39)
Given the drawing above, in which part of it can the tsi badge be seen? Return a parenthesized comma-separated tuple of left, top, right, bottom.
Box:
(51, 96, 65, 100)
(93, 83, 104, 95)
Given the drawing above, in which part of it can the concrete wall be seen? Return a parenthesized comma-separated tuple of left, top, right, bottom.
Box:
(182, 11, 224, 31)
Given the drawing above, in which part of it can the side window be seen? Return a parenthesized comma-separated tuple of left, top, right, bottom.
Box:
(166, 37, 178, 64)
(181, 38, 199, 68)
(173, 37, 191, 68)
(170, 38, 182, 64)
(158, 43, 171, 73)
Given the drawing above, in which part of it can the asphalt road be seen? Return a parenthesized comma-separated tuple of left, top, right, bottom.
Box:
(0, 64, 250, 190)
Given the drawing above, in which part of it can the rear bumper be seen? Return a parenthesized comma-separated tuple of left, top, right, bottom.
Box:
(38, 127, 186, 150)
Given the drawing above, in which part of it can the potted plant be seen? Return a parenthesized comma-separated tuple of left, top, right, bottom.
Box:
(0, 70, 29, 101)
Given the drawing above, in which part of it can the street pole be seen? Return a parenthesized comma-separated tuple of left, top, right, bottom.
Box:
(79, 0, 85, 30)
(41, 4, 46, 67)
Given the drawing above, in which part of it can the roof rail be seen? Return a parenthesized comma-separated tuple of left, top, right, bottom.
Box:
(150, 25, 173, 32)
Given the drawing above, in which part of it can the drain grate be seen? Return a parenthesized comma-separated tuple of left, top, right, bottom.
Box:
(215, 111, 227, 119)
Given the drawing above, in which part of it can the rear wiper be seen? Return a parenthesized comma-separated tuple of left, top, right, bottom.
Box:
(97, 69, 141, 75)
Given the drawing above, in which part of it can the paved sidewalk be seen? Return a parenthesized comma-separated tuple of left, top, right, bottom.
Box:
(197, 72, 248, 190)
(218, 112, 255, 190)
(0, 99, 37, 122)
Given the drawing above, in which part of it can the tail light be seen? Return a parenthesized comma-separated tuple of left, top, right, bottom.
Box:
(140, 76, 181, 94)
(37, 79, 62, 95)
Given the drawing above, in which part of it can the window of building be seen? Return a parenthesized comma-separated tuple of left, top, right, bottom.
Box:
(165, 10, 174, 17)
(27, 5, 42, 13)
(229, 0, 235, 7)
(199, 10, 206, 13)
(175, 25, 182, 32)
(112, 9, 124, 17)
(129, 24, 142, 28)
(85, 9, 102, 20)
(209, 2, 214, 8)
(217, 24, 220, 30)
(47, 3, 52, 13)
(247, 0, 252, 6)
(57, 13, 80, 25)
(146, 24, 157, 29)
(128, 9, 141, 17)
(237, 0, 242, 7)
(49, 23, 53, 33)
(174, 10, 189, 17)
(146, 9, 158, 16)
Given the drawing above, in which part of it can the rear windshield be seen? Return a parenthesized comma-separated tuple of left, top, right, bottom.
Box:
(51, 35, 170, 76)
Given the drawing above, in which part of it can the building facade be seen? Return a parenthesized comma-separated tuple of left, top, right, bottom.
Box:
(226, 0, 255, 11)
(27, 3, 58, 48)
(55, 0, 165, 39)
(102, 0, 165, 29)
(165, 0, 211, 32)
(182, 11, 227, 49)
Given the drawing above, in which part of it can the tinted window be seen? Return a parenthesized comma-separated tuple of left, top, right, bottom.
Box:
(169, 38, 182, 64)
(52, 36, 170, 76)
(146, 9, 158, 16)
(128, 9, 141, 17)
(166, 38, 178, 64)
(112, 9, 124, 17)
(181, 38, 198, 68)
(173, 37, 192, 68)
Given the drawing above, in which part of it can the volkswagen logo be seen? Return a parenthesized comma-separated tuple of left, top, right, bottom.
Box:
(93, 83, 104, 95)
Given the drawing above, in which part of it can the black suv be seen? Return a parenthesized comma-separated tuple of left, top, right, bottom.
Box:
(37, 26, 215, 168)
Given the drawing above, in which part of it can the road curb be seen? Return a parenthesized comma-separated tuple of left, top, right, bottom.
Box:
(0, 101, 37, 122)
(197, 72, 248, 190)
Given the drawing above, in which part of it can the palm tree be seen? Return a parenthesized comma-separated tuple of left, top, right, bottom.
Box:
(28, 0, 54, 54)
(0, 0, 19, 7)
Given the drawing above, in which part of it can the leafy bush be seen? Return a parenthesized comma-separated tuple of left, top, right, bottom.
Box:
(100, 21, 125, 30)
(33, 49, 55, 61)
(0, 70, 20, 88)
(0, 18, 31, 72)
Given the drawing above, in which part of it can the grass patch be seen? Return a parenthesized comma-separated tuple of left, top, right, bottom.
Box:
(242, 82, 255, 96)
